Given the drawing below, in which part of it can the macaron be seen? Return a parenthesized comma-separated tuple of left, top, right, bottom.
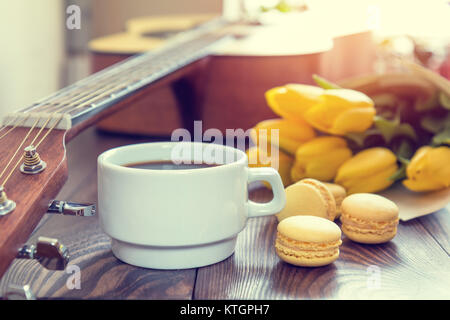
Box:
(276, 178, 336, 222)
(340, 193, 399, 244)
(322, 182, 347, 219)
(275, 215, 342, 267)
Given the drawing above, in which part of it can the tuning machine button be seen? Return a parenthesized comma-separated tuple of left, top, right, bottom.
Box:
(3, 284, 36, 300)
(0, 186, 15, 216)
(17, 236, 69, 271)
(47, 200, 95, 216)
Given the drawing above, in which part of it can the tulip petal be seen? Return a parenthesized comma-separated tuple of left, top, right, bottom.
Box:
(331, 107, 376, 135)
(336, 147, 397, 182)
(338, 164, 398, 194)
(404, 146, 450, 191)
(265, 85, 323, 122)
(252, 118, 316, 155)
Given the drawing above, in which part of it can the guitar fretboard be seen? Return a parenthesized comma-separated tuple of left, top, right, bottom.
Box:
(3, 24, 230, 130)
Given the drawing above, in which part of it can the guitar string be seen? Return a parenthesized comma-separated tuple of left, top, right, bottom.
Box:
(0, 115, 31, 141)
(35, 54, 151, 113)
(39, 63, 154, 114)
(35, 40, 197, 115)
(34, 114, 64, 148)
(0, 37, 206, 185)
(0, 116, 16, 133)
(27, 114, 55, 147)
(1, 115, 63, 187)
(22, 54, 144, 113)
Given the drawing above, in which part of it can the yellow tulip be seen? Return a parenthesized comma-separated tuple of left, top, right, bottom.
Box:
(403, 146, 450, 192)
(265, 84, 324, 123)
(291, 136, 352, 182)
(246, 146, 294, 187)
(304, 89, 376, 135)
(335, 147, 398, 194)
(251, 118, 316, 155)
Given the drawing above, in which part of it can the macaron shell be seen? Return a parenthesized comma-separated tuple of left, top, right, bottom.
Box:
(342, 224, 397, 244)
(322, 182, 346, 219)
(275, 246, 340, 267)
(277, 215, 341, 243)
(276, 179, 336, 221)
(341, 193, 399, 221)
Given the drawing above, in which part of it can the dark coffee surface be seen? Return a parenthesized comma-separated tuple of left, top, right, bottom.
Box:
(124, 160, 219, 170)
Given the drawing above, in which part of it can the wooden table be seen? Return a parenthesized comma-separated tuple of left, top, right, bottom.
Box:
(1, 127, 449, 299)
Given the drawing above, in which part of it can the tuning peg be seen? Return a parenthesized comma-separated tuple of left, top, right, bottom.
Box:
(20, 145, 46, 174)
(0, 185, 15, 216)
(17, 236, 69, 271)
(47, 200, 95, 216)
(3, 284, 36, 300)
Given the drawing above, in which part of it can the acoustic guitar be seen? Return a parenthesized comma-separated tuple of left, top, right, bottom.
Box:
(0, 16, 375, 285)
(89, 14, 376, 136)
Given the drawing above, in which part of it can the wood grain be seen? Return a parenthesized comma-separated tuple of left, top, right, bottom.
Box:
(194, 189, 450, 300)
(1, 128, 449, 299)
(0, 128, 196, 299)
(0, 128, 68, 278)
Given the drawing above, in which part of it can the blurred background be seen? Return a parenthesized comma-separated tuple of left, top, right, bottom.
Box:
(0, 0, 449, 121)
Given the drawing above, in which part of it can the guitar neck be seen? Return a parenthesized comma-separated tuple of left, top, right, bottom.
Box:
(3, 20, 231, 134)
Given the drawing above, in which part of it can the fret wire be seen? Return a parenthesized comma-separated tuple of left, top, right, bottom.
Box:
(62, 37, 219, 115)
(35, 38, 206, 114)
(17, 32, 228, 119)
(51, 58, 163, 114)
(51, 75, 138, 114)
(25, 52, 153, 113)
(40, 58, 152, 114)
(36, 71, 126, 112)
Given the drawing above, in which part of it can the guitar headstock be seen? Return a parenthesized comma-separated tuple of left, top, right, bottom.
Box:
(0, 126, 68, 278)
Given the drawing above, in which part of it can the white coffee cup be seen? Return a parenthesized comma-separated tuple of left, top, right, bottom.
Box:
(98, 141, 286, 269)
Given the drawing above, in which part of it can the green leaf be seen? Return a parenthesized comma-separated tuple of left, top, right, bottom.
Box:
(275, 1, 291, 12)
(345, 129, 380, 148)
(312, 74, 341, 89)
(374, 116, 417, 143)
(439, 91, 450, 110)
(389, 164, 407, 181)
(388, 155, 410, 182)
(432, 126, 450, 146)
(420, 113, 450, 134)
(395, 140, 414, 159)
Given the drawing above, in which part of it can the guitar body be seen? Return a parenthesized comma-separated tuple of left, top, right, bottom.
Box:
(89, 15, 376, 136)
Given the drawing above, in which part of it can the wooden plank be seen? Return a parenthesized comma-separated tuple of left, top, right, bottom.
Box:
(194, 188, 450, 299)
(0, 128, 196, 299)
(417, 207, 450, 255)
(1, 127, 448, 299)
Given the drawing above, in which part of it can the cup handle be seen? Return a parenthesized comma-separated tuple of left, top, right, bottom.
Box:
(247, 167, 286, 218)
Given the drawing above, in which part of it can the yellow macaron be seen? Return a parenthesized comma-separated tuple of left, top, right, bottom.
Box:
(340, 193, 399, 244)
(275, 215, 342, 267)
(276, 178, 336, 222)
(322, 182, 347, 219)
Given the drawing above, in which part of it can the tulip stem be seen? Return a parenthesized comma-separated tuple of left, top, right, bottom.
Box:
(389, 156, 410, 182)
(312, 74, 341, 90)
